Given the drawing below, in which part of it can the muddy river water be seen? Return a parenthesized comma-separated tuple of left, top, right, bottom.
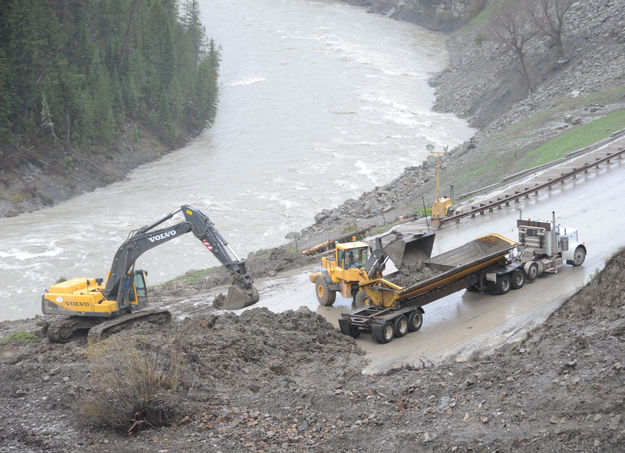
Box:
(0, 0, 474, 321)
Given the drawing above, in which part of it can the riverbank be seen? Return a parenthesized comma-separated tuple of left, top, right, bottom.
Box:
(0, 123, 180, 218)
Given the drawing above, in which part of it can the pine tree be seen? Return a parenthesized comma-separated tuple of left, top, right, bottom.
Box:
(0, 0, 221, 150)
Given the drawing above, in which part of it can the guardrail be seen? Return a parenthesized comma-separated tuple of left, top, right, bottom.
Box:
(438, 143, 625, 227)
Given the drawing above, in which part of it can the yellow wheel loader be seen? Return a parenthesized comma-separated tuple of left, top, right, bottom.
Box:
(42, 205, 259, 342)
(309, 231, 435, 308)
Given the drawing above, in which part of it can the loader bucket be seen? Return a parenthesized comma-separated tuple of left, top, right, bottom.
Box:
(215, 281, 260, 310)
(385, 232, 436, 268)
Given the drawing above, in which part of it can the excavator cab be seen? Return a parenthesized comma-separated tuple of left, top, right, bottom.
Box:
(127, 270, 148, 307)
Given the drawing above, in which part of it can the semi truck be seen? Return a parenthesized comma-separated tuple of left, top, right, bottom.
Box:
(335, 212, 586, 343)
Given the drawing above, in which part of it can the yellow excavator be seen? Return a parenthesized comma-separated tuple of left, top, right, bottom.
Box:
(309, 230, 435, 308)
(42, 204, 259, 342)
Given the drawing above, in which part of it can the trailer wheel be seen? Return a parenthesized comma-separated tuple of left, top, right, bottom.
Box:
(352, 289, 370, 309)
(393, 315, 408, 338)
(339, 319, 361, 339)
(407, 310, 423, 332)
(511, 269, 525, 289)
(372, 322, 394, 344)
(572, 246, 586, 266)
(495, 274, 511, 294)
(525, 261, 539, 282)
(316, 278, 336, 306)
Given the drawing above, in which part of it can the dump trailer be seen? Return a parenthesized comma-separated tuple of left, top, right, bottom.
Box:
(339, 233, 521, 343)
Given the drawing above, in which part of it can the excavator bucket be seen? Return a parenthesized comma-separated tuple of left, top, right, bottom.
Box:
(215, 281, 260, 310)
(385, 232, 436, 268)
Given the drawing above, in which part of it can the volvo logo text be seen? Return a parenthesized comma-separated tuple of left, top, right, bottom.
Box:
(148, 230, 177, 243)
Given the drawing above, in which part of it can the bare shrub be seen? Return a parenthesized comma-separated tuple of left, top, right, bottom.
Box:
(527, 0, 576, 57)
(80, 336, 185, 434)
(489, 1, 537, 92)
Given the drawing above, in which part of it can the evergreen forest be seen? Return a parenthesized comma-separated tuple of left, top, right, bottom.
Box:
(0, 0, 220, 153)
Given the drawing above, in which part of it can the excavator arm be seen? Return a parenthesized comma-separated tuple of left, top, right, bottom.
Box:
(102, 204, 258, 310)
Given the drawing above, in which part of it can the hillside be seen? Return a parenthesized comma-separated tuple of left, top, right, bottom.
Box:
(0, 0, 219, 217)
(304, 0, 625, 239)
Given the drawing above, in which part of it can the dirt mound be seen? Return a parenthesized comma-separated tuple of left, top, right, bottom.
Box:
(388, 263, 440, 288)
(177, 307, 365, 395)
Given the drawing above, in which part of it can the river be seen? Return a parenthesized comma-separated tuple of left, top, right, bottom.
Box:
(0, 0, 473, 321)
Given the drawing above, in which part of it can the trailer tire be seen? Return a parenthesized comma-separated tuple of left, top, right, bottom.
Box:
(495, 274, 511, 295)
(407, 310, 424, 332)
(511, 269, 525, 289)
(352, 289, 370, 309)
(572, 246, 586, 266)
(338, 318, 351, 336)
(316, 278, 336, 306)
(372, 322, 394, 344)
(393, 315, 408, 338)
(525, 261, 539, 282)
(339, 319, 361, 339)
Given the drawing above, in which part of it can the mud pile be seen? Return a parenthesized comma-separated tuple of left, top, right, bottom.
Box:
(388, 263, 440, 288)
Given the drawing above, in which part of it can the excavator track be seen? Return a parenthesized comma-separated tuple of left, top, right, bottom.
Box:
(46, 309, 171, 343)
(87, 308, 171, 344)
(47, 316, 101, 343)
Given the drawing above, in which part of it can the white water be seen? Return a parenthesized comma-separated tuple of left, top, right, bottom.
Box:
(0, 0, 473, 321)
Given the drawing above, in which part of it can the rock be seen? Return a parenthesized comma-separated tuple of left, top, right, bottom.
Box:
(177, 415, 192, 426)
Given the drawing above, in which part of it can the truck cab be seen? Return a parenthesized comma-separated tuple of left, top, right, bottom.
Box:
(517, 214, 586, 276)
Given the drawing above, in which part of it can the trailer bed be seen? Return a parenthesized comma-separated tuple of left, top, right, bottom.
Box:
(360, 234, 517, 308)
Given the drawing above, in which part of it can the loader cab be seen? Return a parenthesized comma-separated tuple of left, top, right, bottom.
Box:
(336, 242, 369, 270)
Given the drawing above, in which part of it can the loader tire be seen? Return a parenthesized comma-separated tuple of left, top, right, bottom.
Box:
(352, 289, 370, 310)
(316, 277, 336, 306)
